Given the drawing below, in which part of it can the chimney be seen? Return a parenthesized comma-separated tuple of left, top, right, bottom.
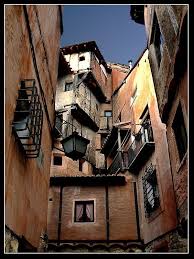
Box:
(128, 59, 133, 70)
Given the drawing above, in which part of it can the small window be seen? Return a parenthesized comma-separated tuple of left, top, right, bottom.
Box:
(64, 82, 73, 92)
(104, 111, 112, 117)
(74, 200, 94, 222)
(101, 133, 108, 147)
(140, 105, 149, 120)
(79, 56, 85, 61)
(131, 86, 137, 104)
(118, 112, 122, 122)
(142, 164, 160, 218)
(152, 13, 164, 67)
(54, 113, 63, 137)
(53, 156, 62, 166)
(172, 103, 187, 162)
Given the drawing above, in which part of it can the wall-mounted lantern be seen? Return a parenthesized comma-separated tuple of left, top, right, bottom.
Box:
(61, 131, 90, 160)
(54, 112, 90, 161)
(12, 79, 43, 158)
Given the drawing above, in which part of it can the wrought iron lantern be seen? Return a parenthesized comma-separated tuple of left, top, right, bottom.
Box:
(60, 131, 90, 160)
(54, 112, 90, 160)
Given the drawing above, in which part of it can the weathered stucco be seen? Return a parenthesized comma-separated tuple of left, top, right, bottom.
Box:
(110, 50, 177, 244)
(5, 5, 62, 249)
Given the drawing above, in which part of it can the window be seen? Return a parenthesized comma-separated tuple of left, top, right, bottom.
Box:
(140, 105, 149, 120)
(142, 163, 160, 217)
(104, 111, 112, 130)
(54, 113, 63, 137)
(152, 13, 164, 67)
(64, 82, 73, 91)
(104, 111, 112, 117)
(101, 133, 108, 147)
(138, 107, 154, 142)
(74, 200, 94, 222)
(132, 87, 137, 99)
(79, 56, 85, 61)
(172, 103, 187, 161)
(53, 156, 62, 166)
(131, 86, 137, 105)
(118, 112, 122, 122)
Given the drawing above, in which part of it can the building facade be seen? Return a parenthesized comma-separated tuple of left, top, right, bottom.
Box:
(47, 42, 143, 252)
(131, 4, 188, 252)
(5, 4, 188, 254)
(5, 5, 63, 252)
(46, 36, 187, 252)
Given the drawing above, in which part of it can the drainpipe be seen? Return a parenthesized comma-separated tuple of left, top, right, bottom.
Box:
(57, 186, 63, 245)
(118, 128, 123, 171)
(23, 6, 53, 133)
(133, 182, 141, 240)
(105, 185, 110, 243)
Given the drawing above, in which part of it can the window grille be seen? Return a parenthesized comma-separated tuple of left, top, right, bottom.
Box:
(12, 79, 43, 158)
(74, 200, 94, 222)
(142, 163, 160, 217)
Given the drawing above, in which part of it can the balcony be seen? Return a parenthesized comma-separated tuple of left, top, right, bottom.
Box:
(82, 71, 106, 103)
(107, 152, 122, 174)
(107, 151, 129, 175)
(71, 103, 99, 132)
(128, 124, 155, 172)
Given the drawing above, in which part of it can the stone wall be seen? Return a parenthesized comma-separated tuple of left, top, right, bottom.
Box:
(145, 229, 187, 252)
(5, 227, 19, 253)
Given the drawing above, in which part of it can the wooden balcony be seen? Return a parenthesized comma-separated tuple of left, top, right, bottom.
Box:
(71, 103, 99, 132)
(82, 70, 107, 103)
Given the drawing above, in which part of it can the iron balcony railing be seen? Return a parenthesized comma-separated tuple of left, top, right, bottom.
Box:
(107, 152, 122, 174)
(107, 151, 128, 175)
(107, 123, 154, 174)
(128, 123, 154, 171)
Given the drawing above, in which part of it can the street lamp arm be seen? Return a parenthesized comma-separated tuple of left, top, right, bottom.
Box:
(53, 146, 64, 153)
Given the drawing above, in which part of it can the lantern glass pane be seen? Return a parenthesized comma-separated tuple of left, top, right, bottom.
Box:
(62, 138, 74, 154)
(75, 139, 87, 154)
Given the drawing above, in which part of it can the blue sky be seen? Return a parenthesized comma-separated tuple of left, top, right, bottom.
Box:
(61, 5, 147, 65)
